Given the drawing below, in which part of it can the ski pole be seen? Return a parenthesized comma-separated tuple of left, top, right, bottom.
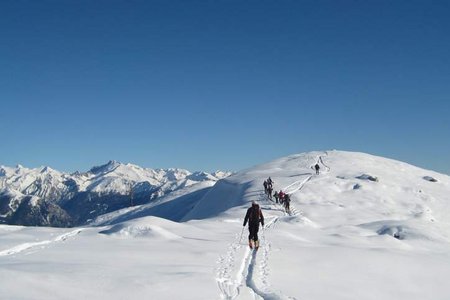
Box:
(262, 226, 266, 245)
(239, 226, 245, 244)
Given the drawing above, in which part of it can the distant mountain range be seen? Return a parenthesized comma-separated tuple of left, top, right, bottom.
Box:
(0, 161, 231, 227)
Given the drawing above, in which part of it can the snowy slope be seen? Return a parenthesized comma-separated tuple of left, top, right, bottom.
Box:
(1, 150, 450, 300)
(91, 180, 217, 226)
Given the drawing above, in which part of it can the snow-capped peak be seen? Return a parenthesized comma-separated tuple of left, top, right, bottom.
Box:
(0, 160, 231, 226)
(0, 166, 6, 176)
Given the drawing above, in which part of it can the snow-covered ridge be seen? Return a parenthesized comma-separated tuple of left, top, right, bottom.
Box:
(182, 150, 450, 238)
(1, 150, 450, 300)
(0, 160, 231, 196)
(0, 160, 232, 226)
(98, 150, 450, 238)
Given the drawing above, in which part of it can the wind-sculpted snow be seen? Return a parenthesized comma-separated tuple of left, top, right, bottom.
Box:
(99, 217, 182, 239)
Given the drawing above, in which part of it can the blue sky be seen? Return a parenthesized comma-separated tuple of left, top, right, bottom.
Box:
(1, 0, 449, 174)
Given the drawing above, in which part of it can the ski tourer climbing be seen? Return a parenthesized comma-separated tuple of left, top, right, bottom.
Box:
(267, 177, 273, 188)
(274, 191, 279, 203)
(267, 185, 273, 200)
(284, 193, 291, 214)
(278, 190, 285, 204)
(315, 163, 320, 175)
(243, 201, 264, 250)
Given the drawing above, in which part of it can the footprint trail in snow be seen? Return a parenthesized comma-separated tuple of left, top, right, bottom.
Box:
(0, 229, 83, 257)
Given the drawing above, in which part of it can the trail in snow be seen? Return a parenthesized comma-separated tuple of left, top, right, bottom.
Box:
(216, 205, 289, 299)
(240, 195, 297, 300)
(240, 160, 329, 299)
(284, 153, 331, 217)
(217, 156, 331, 299)
(0, 229, 83, 257)
(283, 176, 312, 195)
(245, 249, 296, 300)
(309, 153, 330, 173)
(216, 228, 246, 299)
(318, 153, 331, 172)
(273, 175, 312, 218)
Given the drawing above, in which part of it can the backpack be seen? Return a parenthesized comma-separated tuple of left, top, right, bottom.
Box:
(285, 194, 290, 202)
(248, 205, 261, 224)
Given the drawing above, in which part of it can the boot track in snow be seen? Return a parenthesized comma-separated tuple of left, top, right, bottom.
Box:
(217, 199, 297, 299)
(0, 228, 83, 257)
(217, 156, 330, 298)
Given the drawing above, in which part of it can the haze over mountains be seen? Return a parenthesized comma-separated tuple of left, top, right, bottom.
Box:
(0, 160, 231, 227)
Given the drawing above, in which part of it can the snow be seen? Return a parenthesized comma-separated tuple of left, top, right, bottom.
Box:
(91, 180, 216, 225)
(0, 164, 67, 201)
(0, 161, 230, 225)
(99, 217, 182, 239)
(0, 188, 26, 216)
(0, 160, 230, 199)
(29, 195, 40, 207)
(1, 150, 450, 299)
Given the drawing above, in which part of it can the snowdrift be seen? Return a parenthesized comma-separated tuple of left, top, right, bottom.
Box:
(99, 217, 182, 239)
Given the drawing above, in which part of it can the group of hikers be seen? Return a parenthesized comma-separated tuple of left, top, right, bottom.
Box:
(263, 177, 291, 214)
(274, 190, 291, 213)
(244, 177, 291, 249)
(243, 162, 323, 250)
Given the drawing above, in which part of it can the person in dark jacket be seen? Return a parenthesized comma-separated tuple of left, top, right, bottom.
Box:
(267, 177, 273, 188)
(267, 186, 273, 200)
(314, 163, 320, 175)
(243, 201, 265, 249)
(284, 193, 291, 214)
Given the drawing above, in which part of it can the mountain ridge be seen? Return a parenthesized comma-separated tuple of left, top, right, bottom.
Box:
(0, 160, 232, 227)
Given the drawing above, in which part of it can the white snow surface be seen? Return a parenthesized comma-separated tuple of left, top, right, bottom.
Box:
(0, 161, 232, 217)
(1, 150, 450, 299)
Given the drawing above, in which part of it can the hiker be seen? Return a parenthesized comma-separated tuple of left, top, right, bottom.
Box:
(284, 193, 291, 214)
(273, 191, 279, 203)
(314, 163, 320, 175)
(267, 177, 273, 188)
(267, 186, 273, 200)
(278, 190, 285, 205)
(263, 180, 268, 194)
(243, 201, 265, 249)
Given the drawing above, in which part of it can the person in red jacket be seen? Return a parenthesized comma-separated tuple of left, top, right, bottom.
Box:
(243, 201, 264, 249)
(278, 190, 285, 205)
